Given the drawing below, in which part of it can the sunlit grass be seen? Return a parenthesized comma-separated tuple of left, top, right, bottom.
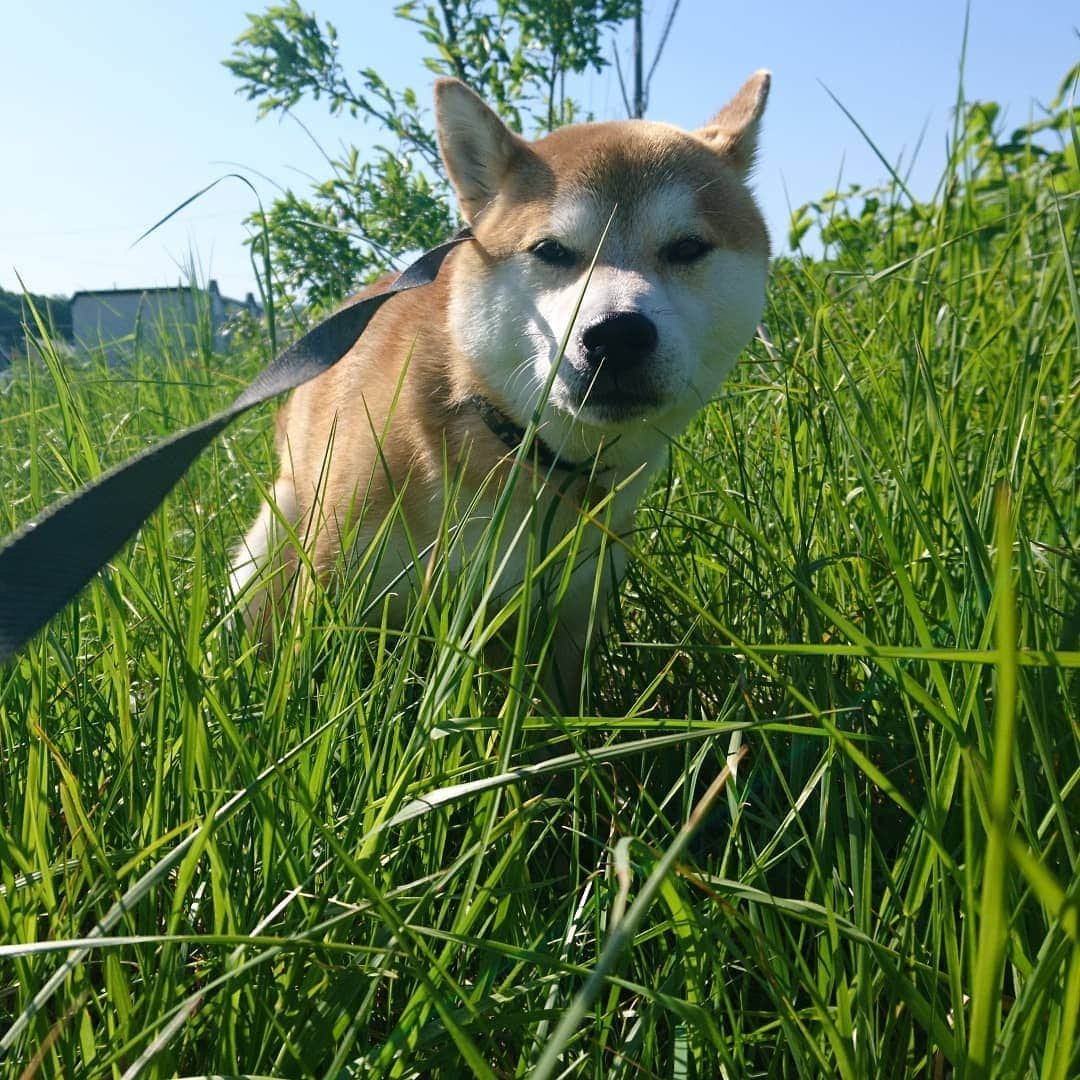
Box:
(1, 96, 1078, 1077)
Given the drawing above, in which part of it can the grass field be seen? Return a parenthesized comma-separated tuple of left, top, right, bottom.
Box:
(1, 80, 1078, 1077)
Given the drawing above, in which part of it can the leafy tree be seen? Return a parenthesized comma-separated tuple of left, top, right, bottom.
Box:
(225, 0, 637, 310)
(787, 61, 1080, 268)
(0, 287, 71, 368)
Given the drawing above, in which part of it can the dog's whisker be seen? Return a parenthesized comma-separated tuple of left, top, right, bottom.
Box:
(693, 176, 726, 195)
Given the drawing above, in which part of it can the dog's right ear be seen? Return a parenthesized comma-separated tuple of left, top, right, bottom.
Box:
(435, 79, 526, 223)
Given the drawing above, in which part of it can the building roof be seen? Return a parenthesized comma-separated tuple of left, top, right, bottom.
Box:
(71, 280, 259, 310)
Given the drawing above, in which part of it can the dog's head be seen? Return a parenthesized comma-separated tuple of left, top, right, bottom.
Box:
(435, 73, 770, 452)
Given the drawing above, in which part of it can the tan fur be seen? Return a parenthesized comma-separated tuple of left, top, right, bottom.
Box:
(233, 71, 772, 704)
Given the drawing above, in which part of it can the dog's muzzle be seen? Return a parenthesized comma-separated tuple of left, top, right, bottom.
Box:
(570, 311, 663, 419)
(581, 311, 658, 371)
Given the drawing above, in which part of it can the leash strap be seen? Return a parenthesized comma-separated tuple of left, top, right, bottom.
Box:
(0, 229, 473, 665)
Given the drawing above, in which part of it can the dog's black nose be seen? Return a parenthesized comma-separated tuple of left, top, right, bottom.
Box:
(581, 312, 658, 369)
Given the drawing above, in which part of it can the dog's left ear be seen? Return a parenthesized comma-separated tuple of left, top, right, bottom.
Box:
(697, 70, 771, 176)
(435, 79, 528, 224)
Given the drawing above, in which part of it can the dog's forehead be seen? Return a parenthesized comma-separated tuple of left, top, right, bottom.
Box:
(473, 119, 766, 255)
(548, 183, 697, 248)
(535, 123, 763, 253)
(537, 120, 718, 213)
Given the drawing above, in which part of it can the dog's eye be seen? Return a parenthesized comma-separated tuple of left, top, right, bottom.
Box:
(530, 239, 577, 268)
(662, 237, 713, 265)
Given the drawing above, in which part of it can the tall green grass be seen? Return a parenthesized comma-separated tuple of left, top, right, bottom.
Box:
(1, 81, 1077, 1076)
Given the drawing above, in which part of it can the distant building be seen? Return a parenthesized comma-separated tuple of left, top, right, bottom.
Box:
(70, 280, 261, 363)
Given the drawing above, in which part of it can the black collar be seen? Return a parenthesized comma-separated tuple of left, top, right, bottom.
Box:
(466, 394, 593, 474)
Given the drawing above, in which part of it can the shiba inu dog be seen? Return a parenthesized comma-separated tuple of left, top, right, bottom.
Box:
(232, 71, 771, 704)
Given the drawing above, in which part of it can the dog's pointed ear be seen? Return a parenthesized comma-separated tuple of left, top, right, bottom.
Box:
(435, 79, 527, 223)
(697, 70, 771, 176)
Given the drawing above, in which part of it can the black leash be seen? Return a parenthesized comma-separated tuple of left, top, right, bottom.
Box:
(0, 228, 473, 665)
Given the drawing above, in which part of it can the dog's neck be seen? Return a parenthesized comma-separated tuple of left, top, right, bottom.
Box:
(466, 393, 596, 474)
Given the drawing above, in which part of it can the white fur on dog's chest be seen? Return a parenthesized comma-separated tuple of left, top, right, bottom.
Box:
(345, 458, 644, 632)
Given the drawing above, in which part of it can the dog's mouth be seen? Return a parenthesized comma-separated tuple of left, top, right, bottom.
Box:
(565, 372, 666, 424)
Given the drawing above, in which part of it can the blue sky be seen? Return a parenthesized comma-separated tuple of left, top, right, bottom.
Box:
(3, 1, 1077, 302)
